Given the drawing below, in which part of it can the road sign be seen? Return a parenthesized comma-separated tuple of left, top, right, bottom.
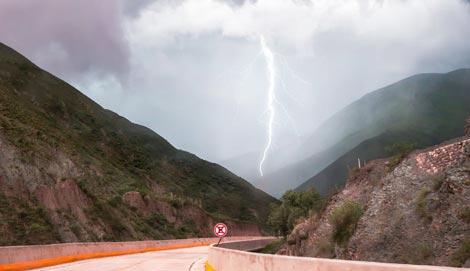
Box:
(213, 223, 228, 237)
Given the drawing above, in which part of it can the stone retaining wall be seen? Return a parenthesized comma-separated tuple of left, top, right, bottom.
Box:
(415, 138, 470, 174)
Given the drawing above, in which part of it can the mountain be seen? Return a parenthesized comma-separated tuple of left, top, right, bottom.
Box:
(219, 142, 305, 197)
(0, 42, 276, 245)
(278, 69, 470, 195)
(223, 69, 470, 197)
(283, 127, 470, 267)
(296, 129, 437, 195)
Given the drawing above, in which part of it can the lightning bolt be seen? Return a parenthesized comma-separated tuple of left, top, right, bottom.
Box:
(258, 35, 276, 177)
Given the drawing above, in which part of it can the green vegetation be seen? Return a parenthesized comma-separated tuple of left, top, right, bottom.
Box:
(268, 188, 323, 237)
(415, 187, 432, 223)
(416, 244, 433, 262)
(86, 201, 129, 238)
(385, 142, 416, 171)
(0, 43, 277, 244)
(69, 222, 81, 237)
(397, 242, 433, 265)
(329, 200, 363, 246)
(136, 213, 198, 239)
(0, 193, 60, 245)
(259, 238, 286, 254)
(451, 239, 470, 267)
(107, 196, 123, 208)
(314, 239, 335, 257)
(458, 207, 470, 224)
(432, 174, 446, 191)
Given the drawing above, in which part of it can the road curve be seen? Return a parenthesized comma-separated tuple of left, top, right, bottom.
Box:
(33, 246, 208, 271)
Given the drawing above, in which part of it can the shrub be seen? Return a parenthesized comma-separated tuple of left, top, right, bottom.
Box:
(415, 187, 432, 222)
(268, 188, 323, 237)
(398, 243, 433, 264)
(268, 204, 290, 237)
(458, 207, 470, 224)
(17, 62, 30, 72)
(432, 174, 446, 191)
(29, 223, 48, 233)
(107, 196, 122, 207)
(385, 142, 416, 171)
(329, 200, 363, 246)
(451, 239, 470, 267)
(145, 213, 169, 231)
(87, 201, 127, 237)
(416, 243, 433, 262)
(315, 239, 335, 258)
(69, 222, 81, 237)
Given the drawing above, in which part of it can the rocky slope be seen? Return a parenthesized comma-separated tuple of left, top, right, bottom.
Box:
(0, 42, 276, 245)
(282, 120, 470, 267)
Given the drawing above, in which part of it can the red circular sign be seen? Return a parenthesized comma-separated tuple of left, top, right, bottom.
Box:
(213, 223, 228, 237)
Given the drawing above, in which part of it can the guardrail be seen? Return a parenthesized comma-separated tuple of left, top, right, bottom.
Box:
(0, 236, 256, 271)
(206, 239, 465, 271)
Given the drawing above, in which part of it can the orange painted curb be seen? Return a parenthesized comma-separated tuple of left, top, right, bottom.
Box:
(205, 261, 216, 271)
(0, 242, 213, 271)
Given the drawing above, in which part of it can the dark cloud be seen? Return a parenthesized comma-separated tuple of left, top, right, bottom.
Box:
(120, 0, 157, 17)
(0, 0, 129, 79)
(1, 0, 469, 172)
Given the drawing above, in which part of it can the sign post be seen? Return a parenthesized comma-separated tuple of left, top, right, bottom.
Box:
(213, 223, 228, 246)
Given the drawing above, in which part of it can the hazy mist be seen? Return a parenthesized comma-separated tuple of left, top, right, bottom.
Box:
(1, 0, 470, 190)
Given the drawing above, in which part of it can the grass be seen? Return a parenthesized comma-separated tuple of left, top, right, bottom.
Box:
(85, 201, 129, 239)
(69, 222, 81, 237)
(416, 244, 433, 262)
(107, 196, 122, 208)
(386, 142, 416, 171)
(451, 239, 470, 267)
(458, 207, 470, 224)
(145, 213, 169, 231)
(415, 187, 432, 223)
(314, 239, 335, 257)
(329, 200, 363, 246)
(0, 193, 60, 245)
(432, 174, 446, 191)
(398, 243, 433, 265)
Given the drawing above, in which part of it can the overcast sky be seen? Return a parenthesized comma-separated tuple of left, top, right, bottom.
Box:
(1, 0, 470, 163)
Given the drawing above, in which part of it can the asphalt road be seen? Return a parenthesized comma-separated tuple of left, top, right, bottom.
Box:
(33, 246, 208, 271)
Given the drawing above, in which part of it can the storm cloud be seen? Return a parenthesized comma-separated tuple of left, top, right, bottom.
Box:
(0, 0, 129, 79)
(1, 0, 469, 172)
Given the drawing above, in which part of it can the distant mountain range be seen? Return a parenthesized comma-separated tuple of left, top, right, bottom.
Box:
(224, 69, 470, 197)
(0, 43, 276, 245)
(295, 69, 470, 194)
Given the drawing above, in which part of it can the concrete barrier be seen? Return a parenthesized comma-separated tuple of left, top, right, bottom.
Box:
(207, 239, 465, 271)
(0, 236, 257, 270)
(216, 237, 277, 252)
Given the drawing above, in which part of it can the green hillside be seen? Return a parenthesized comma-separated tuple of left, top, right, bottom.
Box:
(0, 42, 276, 245)
(296, 69, 470, 194)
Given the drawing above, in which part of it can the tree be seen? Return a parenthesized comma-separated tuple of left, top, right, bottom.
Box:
(268, 188, 323, 236)
(329, 200, 363, 246)
(267, 203, 289, 236)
